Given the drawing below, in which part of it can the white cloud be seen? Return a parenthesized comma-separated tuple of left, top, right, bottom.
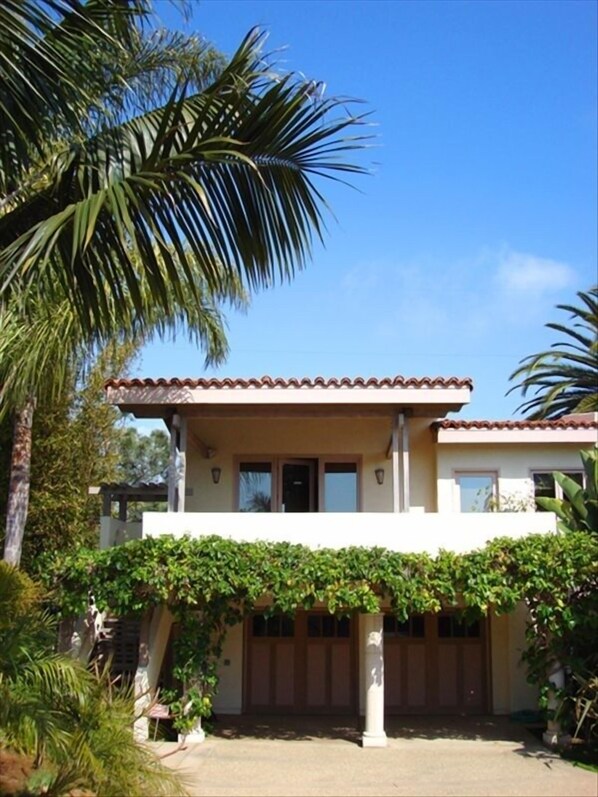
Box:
(495, 248, 575, 295)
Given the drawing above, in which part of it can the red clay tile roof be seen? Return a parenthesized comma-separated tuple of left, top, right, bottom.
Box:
(434, 419, 598, 431)
(105, 375, 473, 390)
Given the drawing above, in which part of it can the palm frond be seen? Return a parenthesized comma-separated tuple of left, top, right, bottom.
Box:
(508, 287, 598, 419)
(0, 28, 370, 335)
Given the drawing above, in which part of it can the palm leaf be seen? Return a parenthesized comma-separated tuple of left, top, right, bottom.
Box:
(0, 28, 370, 335)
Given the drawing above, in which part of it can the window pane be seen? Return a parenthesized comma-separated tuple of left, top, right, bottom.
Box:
(307, 615, 321, 637)
(383, 615, 396, 635)
(321, 615, 335, 637)
(337, 616, 351, 638)
(324, 463, 357, 512)
(280, 616, 295, 637)
(533, 472, 555, 511)
(565, 472, 584, 487)
(458, 475, 495, 512)
(239, 463, 272, 512)
(438, 615, 452, 638)
(411, 615, 425, 638)
(252, 615, 267, 637)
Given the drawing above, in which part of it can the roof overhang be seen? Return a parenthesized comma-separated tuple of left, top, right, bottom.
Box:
(435, 427, 598, 445)
(105, 376, 472, 419)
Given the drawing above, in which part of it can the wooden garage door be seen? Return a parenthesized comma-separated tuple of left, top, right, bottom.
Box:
(385, 613, 487, 714)
(245, 612, 356, 714)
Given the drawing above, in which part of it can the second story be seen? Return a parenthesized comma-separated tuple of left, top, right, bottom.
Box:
(102, 374, 597, 553)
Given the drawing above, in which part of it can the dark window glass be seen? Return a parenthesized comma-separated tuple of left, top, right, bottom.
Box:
(281, 616, 295, 637)
(467, 620, 480, 638)
(266, 616, 281, 637)
(239, 463, 272, 512)
(438, 615, 452, 638)
(321, 615, 335, 637)
(252, 615, 267, 637)
(383, 615, 395, 635)
(307, 615, 321, 637)
(411, 615, 425, 638)
(452, 619, 466, 638)
(533, 472, 555, 511)
(396, 620, 410, 637)
(337, 616, 351, 638)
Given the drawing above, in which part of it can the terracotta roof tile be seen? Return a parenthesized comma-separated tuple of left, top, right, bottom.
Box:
(105, 374, 473, 390)
(433, 419, 598, 431)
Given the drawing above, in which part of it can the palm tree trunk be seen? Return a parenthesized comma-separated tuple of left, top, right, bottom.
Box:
(3, 396, 35, 566)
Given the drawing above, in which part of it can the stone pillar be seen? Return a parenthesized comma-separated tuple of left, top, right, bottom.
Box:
(362, 613, 387, 748)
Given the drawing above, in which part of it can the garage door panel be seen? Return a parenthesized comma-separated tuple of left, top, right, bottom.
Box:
(385, 644, 402, 706)
(406, 645, 427, 707)
(462, 645, 484, 708)
(274, 642, 295, 706)
(330, 644, 351, 707)
(438, 644, 459, 707)
(306, 643, 327, 708)
(250, 644, 271, 707)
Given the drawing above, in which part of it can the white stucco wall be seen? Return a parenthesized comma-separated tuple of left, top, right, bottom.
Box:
(212, 621, 244, 714)
(436, 443, 589, 513)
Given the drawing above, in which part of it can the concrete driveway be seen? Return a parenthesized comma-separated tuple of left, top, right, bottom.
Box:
(159, 716, 597, 797)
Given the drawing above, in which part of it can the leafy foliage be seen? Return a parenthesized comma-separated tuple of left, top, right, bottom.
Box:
(509, 287, 598, 419)
(0, 561, 186, 796)
(0, 343, 135, 570)
(0, 2, 369, 336)
(116, 427, 170, 486)
(42, 532, 598, 733)
(536, 448, 598, 535)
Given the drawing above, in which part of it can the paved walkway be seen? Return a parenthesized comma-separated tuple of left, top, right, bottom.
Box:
(159, 716, 598, 797)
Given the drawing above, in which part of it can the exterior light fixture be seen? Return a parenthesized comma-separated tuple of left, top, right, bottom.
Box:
(211, 467, 222, 485)
(375, 468, 385, 486)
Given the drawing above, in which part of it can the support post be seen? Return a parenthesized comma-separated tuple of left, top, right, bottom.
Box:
(399, 411, 410, 512)
(391, 414, 400, 513)
(542, 663, 571, 748)
(362, 613, 387, 748)
(133, 606, 174, 742)
(167, 415, 179, 512)
(177, 416, 187, 513)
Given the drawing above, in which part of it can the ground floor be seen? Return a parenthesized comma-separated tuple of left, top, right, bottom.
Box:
(124, 603, 539, 746)
(158, 715, 597, 797)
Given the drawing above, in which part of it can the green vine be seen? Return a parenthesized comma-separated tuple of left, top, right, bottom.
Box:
(42, 532, 598, 733)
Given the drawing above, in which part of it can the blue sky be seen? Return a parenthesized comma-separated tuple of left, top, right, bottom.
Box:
(136, 0, 597, 422)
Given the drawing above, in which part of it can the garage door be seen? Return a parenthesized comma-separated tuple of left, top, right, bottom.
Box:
(245, 612, 356, 714)
(384, 613, 487, 714)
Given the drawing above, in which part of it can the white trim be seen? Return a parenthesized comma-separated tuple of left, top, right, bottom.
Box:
(436, 428, 597, 444)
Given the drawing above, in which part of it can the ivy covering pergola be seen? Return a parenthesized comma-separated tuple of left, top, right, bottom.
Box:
(43, 531, 598, 738)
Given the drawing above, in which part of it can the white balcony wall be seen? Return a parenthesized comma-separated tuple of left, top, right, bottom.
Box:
(142, 510, 556, 555)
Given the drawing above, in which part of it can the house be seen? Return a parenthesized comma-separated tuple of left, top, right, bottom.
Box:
(102, 374, 597, 746)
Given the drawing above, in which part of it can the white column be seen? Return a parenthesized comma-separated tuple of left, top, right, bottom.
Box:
(399, 411, 410, 512)
(391, 415, 400, 513)
(177, 416, 187, 513)
(362, 613, 387, 748)
(542, 663, 570, 747)
(133, 606, 174, 741)
(167, 415, 179, 512)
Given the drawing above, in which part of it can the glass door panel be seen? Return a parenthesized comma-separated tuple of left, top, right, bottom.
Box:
(279, 460, 315, 512)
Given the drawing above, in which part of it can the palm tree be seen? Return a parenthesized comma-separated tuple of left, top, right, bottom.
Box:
(508, 287, 598, 420)
(0, 561, 187, 795)
(0, 1, 368, 335)
(0, 1, 367, 566)
(1, 259, 245, 566)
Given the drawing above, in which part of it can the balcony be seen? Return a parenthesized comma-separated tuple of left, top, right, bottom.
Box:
(140, 510, 557, 555)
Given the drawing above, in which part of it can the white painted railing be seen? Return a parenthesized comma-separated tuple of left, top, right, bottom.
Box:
(141, 511, 557, 555)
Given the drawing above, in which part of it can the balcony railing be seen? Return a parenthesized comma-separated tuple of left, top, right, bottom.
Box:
(140, 511, 557, 555)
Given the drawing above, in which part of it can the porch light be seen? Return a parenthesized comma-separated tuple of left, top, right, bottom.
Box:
(375, 468, 385, 486)
(211, 466, 222, 485)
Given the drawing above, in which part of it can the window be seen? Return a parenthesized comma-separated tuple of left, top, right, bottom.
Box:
(239, 462, 272, 512)
(456, 473, 497, 512)
(252, 615, 295, 637)
(383, 614, 425, 638)
(437, 615, 480, 638)
(307, 615, 351, 638)
(323, 462, 358, 512)
(532, 471, 584, 511)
